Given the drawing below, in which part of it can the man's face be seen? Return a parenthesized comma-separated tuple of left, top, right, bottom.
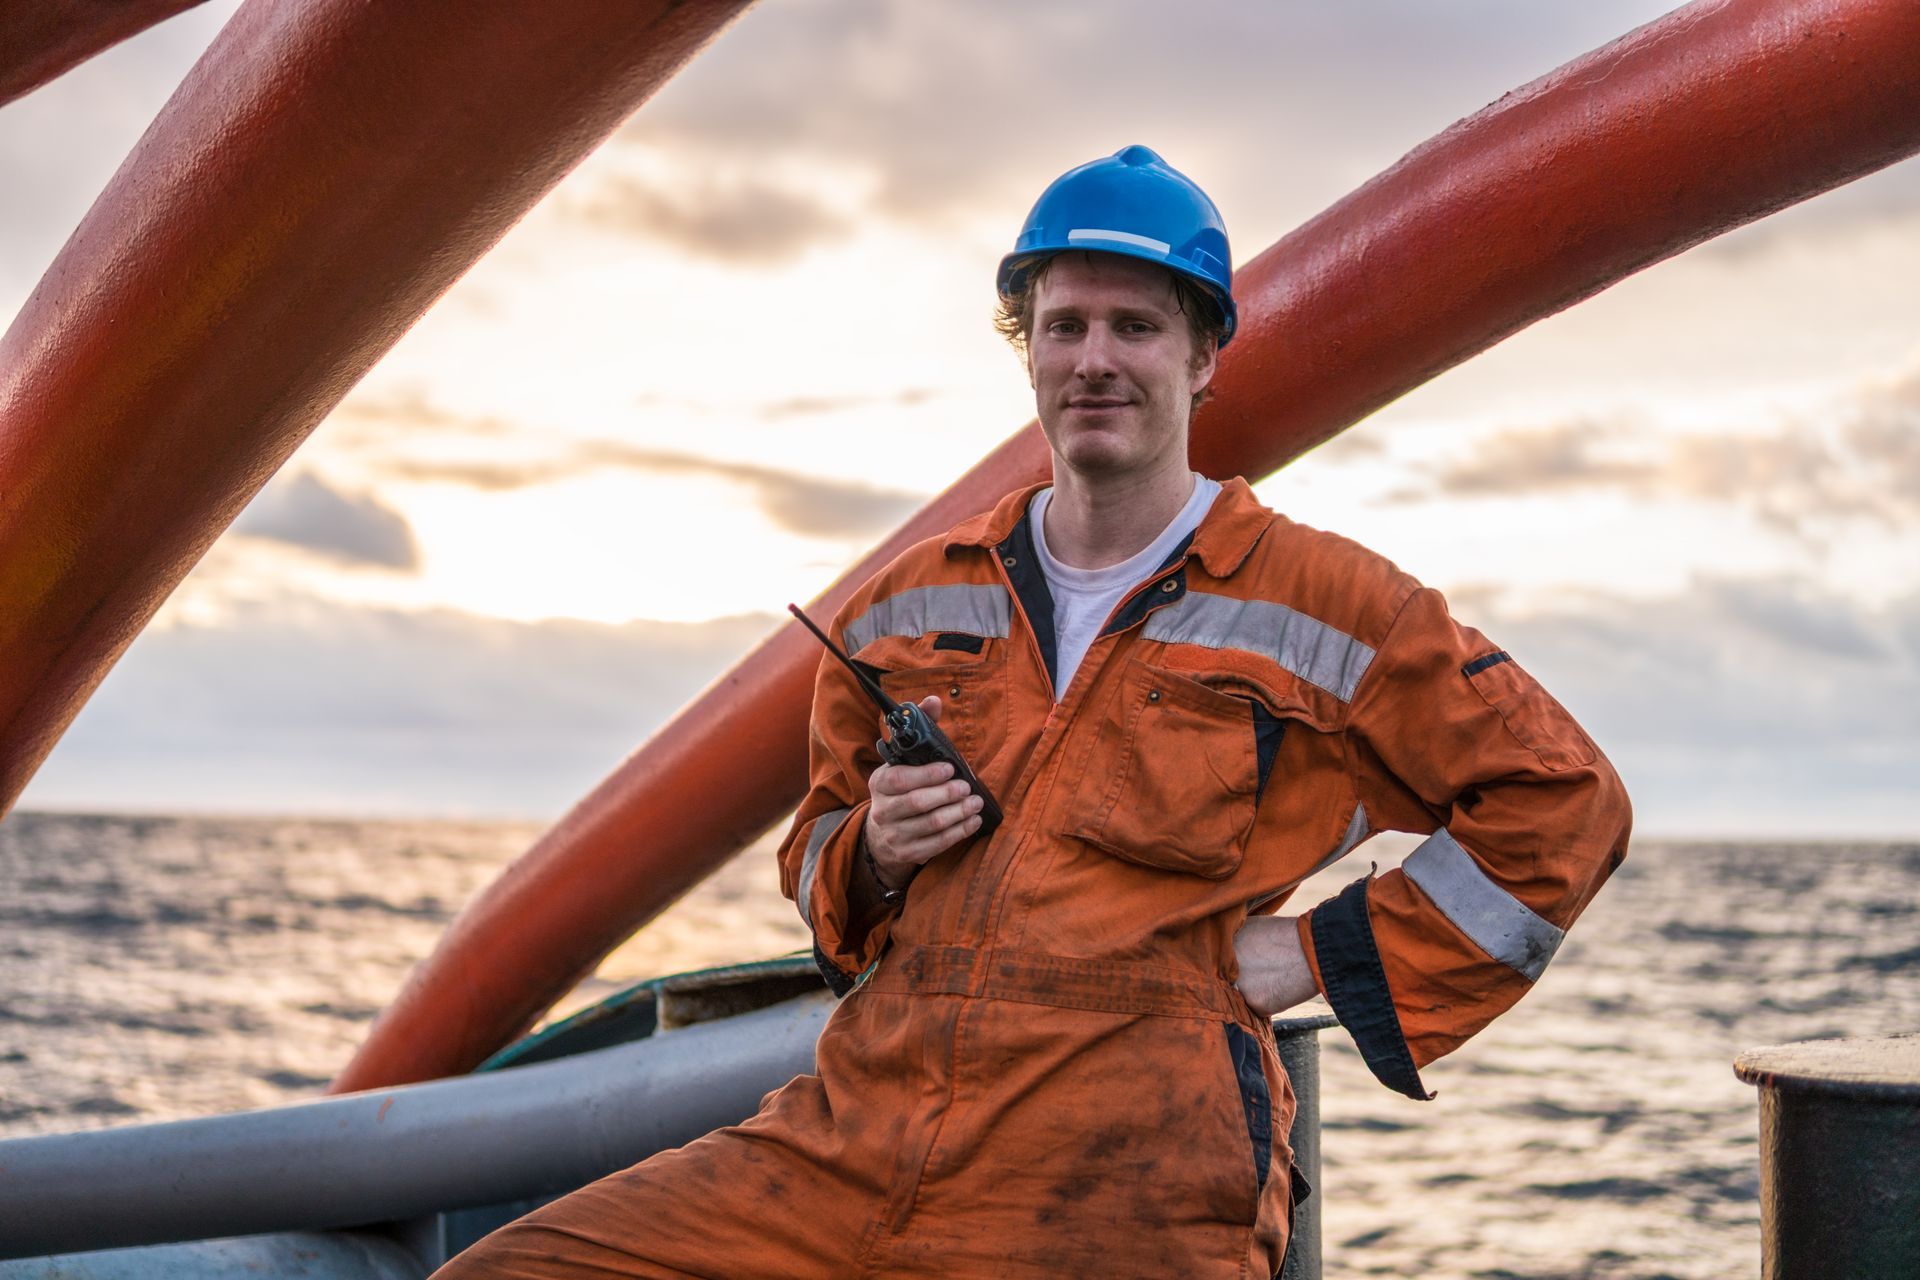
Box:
(1027, 252, 1218, 484)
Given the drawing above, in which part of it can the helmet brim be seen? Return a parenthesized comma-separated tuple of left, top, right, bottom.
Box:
(997, 243, 1237, 348)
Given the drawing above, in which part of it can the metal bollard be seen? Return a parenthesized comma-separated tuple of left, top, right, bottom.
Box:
(1734, 1033, 1920, 1280)
(1275, 1011, 1338, 1280)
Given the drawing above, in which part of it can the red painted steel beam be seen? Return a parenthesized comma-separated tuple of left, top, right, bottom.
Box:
(0, 0, 754, 812)
(0, 0, 206, 109)
(331, 0, 1920, 1093)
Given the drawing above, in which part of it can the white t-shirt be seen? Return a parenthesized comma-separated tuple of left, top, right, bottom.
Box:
(1028, 473, 1222, 700)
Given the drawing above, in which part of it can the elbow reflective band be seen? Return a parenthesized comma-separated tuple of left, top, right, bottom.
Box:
(1402, 829, 1565, 981)
(796, 807, 853, 927)
(843, 585, 1011, 655)
(1141, 591, 1378, 702)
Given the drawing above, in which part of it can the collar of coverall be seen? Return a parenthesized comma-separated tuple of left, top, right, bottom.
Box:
(942, 473, 1273, 579)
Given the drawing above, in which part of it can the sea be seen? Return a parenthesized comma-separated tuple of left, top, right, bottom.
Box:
(1, 811, 1915, 1279)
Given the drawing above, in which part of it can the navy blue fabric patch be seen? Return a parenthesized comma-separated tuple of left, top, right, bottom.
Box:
(1461, 650, 1512, 677)
(1100, 565, 1187, 638)
(931, 632, 986, 654)
(811, 941, 859, 998)
(998, 512, 1058, 691)
(1096, 529, 1193, 639)
(1246, 699, 1287, 805)
(1226, 1023, 1273, 1194)
(1310, 876, 1433, 1100)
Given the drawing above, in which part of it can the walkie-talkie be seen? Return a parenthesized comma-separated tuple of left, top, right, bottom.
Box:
(787, 603, 1004, 841)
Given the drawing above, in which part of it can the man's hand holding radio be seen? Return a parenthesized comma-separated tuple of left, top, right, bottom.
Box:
(862, 695, 986, 891)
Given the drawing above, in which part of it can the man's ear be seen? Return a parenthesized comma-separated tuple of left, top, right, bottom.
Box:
(1189, 340, 1219, 399)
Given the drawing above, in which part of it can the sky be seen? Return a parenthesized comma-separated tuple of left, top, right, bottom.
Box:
(5, 0, 1917, 836)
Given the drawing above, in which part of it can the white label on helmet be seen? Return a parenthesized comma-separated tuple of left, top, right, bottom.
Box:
(1067, 228, 1172, 255)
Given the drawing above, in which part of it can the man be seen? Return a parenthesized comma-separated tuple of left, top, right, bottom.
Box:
(439, 145, 1631, 1278)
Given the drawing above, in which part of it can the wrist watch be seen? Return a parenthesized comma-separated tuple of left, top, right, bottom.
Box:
(863, 842, 911, 909)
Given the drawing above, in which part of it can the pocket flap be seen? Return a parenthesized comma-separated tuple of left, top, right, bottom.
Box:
(1063, 658, 1261, 880)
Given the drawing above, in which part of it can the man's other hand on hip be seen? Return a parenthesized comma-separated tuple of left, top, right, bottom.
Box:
(1234, 916, 1319, 1018)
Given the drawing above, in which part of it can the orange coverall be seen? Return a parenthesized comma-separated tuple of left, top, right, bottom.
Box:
(441, 476, 1631, 1278)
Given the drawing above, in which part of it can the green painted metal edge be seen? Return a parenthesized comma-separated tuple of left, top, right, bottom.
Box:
(476, 951, 819, 1073)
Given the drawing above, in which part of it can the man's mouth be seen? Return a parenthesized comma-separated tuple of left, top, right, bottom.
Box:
(1067, 397, 1131, 410)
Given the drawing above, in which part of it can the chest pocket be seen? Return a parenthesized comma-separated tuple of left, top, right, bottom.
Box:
(875, 650, 1009, 773)
(1064, 657, 1279, 879)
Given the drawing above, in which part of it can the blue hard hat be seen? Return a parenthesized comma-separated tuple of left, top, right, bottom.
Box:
(997, 144, 1236, 347)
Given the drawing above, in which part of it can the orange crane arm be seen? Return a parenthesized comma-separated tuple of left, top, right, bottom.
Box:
(0, 0, 206, 108)
(0, 0, 753, 818)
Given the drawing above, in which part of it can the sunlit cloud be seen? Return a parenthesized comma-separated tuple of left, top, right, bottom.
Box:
(1403, 418, 1657, 498)
(325, 388, 522, 444)
(374, 439, 923, 541)
(568, 172, 854, 266)
(1376, 361, 1920, 541)
(756, 388, 940, 419)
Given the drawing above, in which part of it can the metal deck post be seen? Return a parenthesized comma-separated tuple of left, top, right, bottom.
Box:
(1734, 1033, 1920, 1279)
(1277, 1011, 1338, 1280)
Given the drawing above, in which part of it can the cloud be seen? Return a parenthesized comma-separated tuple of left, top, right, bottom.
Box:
(379, 440, 923, 541)
(1695, 577, 1891, 663)
(1301, 429, 1387, 463)
(232, 472, 419, 570)
(21, 601, 782, 819)
(745, 469, 919, 540)
(326, 389, 522, 444)
(1419, 419, 1656, 496)
(568, 173, 853, 265)
(1457, 576, 1920, 835)
(611, 0, 1916, 262)
(21, 574, 1920, 833)
(568, 440, 923, 539)
(572, 442, 924, 539)
(1846, 363, 1920, 485)
(324, 392, 931, 540)
(757, 388, 938, 420)
(1386, 364, 1920, 538)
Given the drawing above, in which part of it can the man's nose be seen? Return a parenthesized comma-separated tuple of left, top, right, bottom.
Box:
(1074, 324, 1120, 381)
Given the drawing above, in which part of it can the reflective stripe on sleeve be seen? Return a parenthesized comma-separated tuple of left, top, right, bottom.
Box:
(797, 807, 852, 927)
(1141, 591, 1377, 702)
(844, 585, 1011, 655)
(1402, 829, 1565, 981)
